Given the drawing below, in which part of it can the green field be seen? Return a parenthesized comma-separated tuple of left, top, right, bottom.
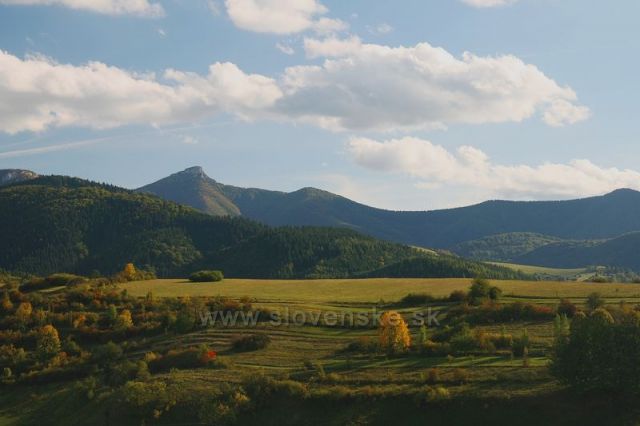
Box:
(4, 278, 640, 425)
(120, 277, 640, 302)
(489, 262, 590, 279)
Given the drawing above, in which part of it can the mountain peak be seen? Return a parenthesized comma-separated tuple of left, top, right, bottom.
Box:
(606, 188, 639, 196)
(0, 169, 39, 186)
(182, 166, 207, 178)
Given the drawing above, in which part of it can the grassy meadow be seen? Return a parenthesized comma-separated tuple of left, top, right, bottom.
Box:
(4, 277, 640, 425)
(120, 277, 640, 302)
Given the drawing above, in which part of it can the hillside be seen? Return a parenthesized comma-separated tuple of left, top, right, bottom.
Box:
(451, 233, 563, 261)
(0, 176, 521, 279)
(513, 232, 640, 270)
(140, 168, 640, 250)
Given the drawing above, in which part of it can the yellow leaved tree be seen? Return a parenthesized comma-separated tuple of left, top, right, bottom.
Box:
(378, 311, 411, 354)
(123, 263, 137, 281)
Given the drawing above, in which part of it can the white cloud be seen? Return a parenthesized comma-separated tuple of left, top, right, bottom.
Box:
(157, 28, 166, 37)
(349, 136, 640, 200)
(224, 0, 346, 34)
(0, 38, 589, 133)
(367, 23, 393, 35)
(0, 51, 281, 133)
(461, 0, 517, 8)
(0, 0, 165, 17)
(303, 35, 361, 58)
(275, 42, 295, 55)
(284, 38, 589, 131)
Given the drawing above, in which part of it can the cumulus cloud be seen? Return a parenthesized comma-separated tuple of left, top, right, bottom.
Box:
(461, 0, 517, 8)
(349, 136, 640, 200)
(0, 0, 165, 17)
(0, 51, 281, 133)
(275, 42, 295, 55)
(284, 38, 590, 131)
(224, 0, 346, 34)
(0, 39, 589, 133)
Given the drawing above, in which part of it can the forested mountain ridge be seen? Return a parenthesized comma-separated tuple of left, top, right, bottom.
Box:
(140, 167, 640, 249)
(0, 175, 524, 279)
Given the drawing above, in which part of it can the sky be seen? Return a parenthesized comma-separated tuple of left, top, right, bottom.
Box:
(0, 0, 639, 210)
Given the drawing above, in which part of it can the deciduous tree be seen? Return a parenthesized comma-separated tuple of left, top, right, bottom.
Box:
(378, 311, 411, 354)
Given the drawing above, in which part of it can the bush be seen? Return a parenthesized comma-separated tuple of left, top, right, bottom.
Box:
(345, 336, 377, 353)
(148, 346, 222, 372)
(421, 340, 451, 357)
(399, 293, 436, 306)
(231, 333, 271, 352)
(448, 290, 467, 303)
(557, 299, 578, 317)
(20, 274, 86, 292)
(552, 312, 640, 394)
(189, 270, 224, 282)
(586, 292, 605, 311)
(468, 278, 502, 305)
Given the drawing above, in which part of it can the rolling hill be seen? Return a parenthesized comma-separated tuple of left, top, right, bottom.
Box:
(512, 232, 640, 271)
(0, 175, 523, 279)
(140, 167, 640, 249)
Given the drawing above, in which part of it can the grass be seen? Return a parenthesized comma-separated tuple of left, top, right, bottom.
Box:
(8, 277, 640, 424)
(120, 278, 640, 303)
(489, 262, 589, 279)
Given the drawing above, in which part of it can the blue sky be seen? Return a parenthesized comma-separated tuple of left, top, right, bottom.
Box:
(0, 0, 639, 210)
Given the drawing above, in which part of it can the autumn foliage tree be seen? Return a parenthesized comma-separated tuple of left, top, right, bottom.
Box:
(378, 311, 411, 354)
(123, 263, 137, 281)
(115, 309, 134, 332)
(36, 325, 61, 361)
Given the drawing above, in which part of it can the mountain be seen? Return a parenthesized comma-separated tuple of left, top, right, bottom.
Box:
(0, 169, 38, 186)
(0, 176, 521, 279)
(451, 233, 563, 261)
(512, 232, 640, 270)
(140, 168, 640, 249)
(137, 166, 241, 216)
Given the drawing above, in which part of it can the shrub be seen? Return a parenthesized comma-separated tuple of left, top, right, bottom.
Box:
(557, 299, 578, 317)
(231, 333, 271, 352)
(468, 278, 502, 305)
(448, 290, 467, 303)
(148, 346, 222, 373)
(586, 292, 605, 311)
(189, 270, 224, 283)
(345, 336, 377, 353)
(399, 293, 436, 306)
(20, 274, 86, 292)
(552, 312, 640, 394)
(421, 340, 451, 357)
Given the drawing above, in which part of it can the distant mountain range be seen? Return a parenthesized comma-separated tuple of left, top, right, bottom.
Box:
(0, 174, 526, 280)
(6, 166, 640, 273)
(135, 166, 640, 271)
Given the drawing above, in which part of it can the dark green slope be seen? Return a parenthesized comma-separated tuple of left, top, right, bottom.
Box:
(451, 233, 563, 261)
(361, 254, 531, 280)
(140, 168, 640, 249)
(513, 232, 640, 270)
(0, 176, 525, 279)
